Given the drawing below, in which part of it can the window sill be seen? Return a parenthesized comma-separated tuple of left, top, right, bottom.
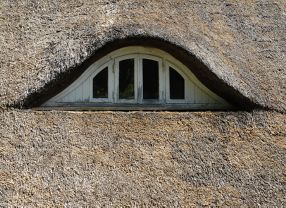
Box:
(34, 103, 233, 111)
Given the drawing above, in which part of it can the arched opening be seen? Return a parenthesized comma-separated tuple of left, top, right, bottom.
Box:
(21, 37, 258, 110)
(42, 46, 231, 110)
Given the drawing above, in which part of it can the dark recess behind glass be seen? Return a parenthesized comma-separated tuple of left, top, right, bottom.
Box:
(143, 59, 159, 99)
(170, 67, 185, 99)
(119, 59, 135, 99)
(93, 67, 108, 98)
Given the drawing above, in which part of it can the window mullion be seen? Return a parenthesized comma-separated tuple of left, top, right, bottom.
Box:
(114, 59, 119, 103)
(137, 55, 143, 103)
(166, 64, 170, 103)
(111, 59, 117, 103)
(161, 58, 167, 103)
(185, 80, 191, 103)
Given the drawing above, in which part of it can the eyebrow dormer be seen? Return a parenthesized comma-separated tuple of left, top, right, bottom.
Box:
(42, 46, 231, 110)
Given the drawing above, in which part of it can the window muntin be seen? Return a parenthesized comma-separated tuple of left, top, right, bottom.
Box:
(43, 46, 230, 110)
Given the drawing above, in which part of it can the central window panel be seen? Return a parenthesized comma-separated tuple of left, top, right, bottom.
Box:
(142, 59, 159, 100)
(119, 59, 135, 100)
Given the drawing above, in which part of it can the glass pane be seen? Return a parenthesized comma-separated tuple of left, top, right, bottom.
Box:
(143, 59, 159, 99)
(119, 59, 135, 99)
(93, 67, 108, 98)
(170, 67, 185, 99)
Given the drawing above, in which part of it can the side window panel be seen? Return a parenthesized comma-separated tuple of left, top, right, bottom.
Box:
(169, 67, 185, 99)
(93, 67, 108, 98)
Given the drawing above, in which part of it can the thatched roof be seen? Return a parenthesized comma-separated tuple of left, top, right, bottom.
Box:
(1, 0, 285, 111)
(0, 1, 286, 207)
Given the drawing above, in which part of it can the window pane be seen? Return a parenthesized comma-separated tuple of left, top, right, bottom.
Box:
(143, 59, 159, 99)
(119, 59, 135, 99)
(93, 67, 108, 98)
(170, 67, 185, 99)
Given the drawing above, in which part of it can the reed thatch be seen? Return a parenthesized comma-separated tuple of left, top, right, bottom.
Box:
(0, 0, 285, 207)
(0, 111, 285, 207)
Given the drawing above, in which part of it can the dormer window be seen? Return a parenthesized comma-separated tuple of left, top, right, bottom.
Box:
(43, 46, 231, 110)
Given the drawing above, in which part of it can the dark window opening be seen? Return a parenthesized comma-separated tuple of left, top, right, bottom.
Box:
(143, 59, 159, 99)
(170, 67, 185, 99)
(119, 59, 135, 99)
(93, 67, 108, 98)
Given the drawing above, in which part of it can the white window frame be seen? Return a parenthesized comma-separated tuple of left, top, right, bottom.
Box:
(88, 55, 209, 104)
(114, 54, 138, 104)
(139, 54, 164, 104)
(89, 61, 113, 103)
(166, 62, 190, 104)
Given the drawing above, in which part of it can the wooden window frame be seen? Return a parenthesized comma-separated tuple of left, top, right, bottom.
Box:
(114, 55, 138, 104)
(89, 62, 113, 103)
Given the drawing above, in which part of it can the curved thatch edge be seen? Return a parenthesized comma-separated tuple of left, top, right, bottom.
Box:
(14, 36, 261, 110)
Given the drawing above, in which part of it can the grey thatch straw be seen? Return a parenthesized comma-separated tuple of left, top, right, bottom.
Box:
(0, 0, 285, 207)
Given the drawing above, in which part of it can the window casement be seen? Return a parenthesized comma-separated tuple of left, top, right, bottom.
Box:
(43, 46, 231, 110)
